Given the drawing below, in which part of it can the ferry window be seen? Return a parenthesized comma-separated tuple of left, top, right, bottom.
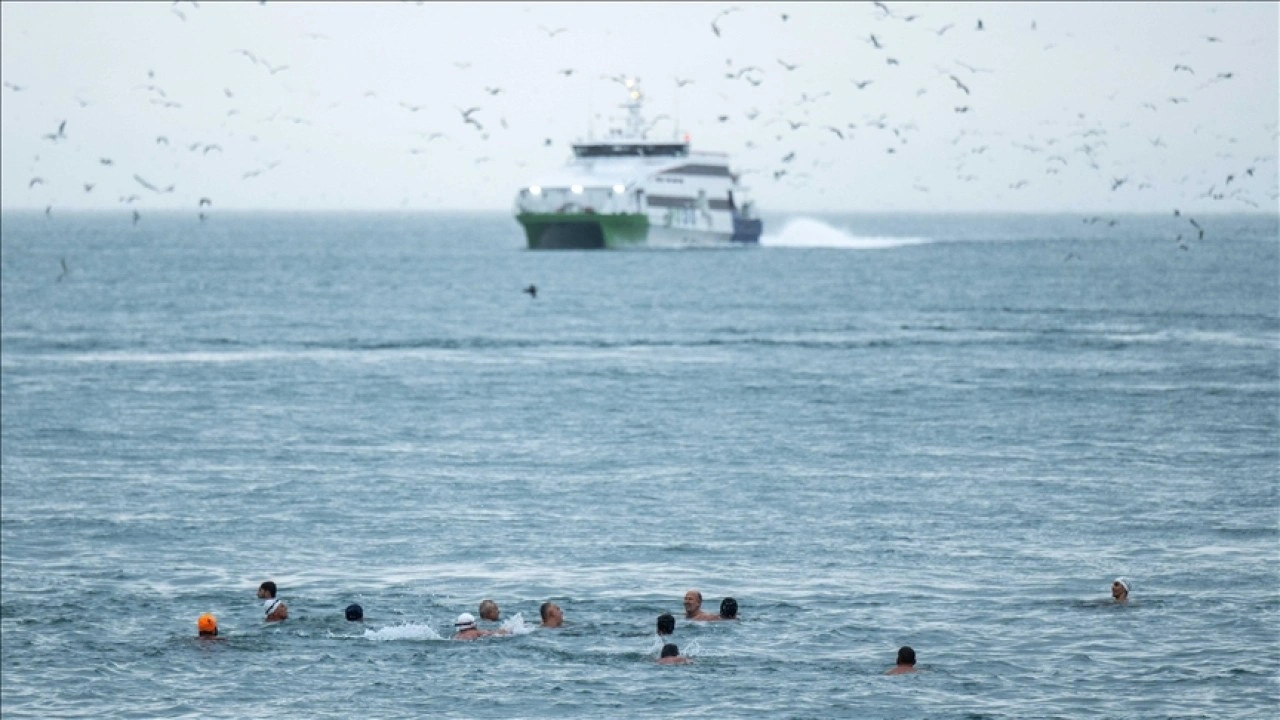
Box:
(573, 144, 689, 158)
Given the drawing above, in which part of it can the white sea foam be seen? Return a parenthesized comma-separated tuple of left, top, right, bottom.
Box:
(363, 623, 442, 642)
(761, 217, 933, 249)
(500, 611, 534, 636)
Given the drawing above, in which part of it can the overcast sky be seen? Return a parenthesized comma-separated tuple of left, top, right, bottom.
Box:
(2, 1, 1276, 213)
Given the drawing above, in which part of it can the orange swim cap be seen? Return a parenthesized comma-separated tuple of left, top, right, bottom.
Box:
(197, 613, 218, 635)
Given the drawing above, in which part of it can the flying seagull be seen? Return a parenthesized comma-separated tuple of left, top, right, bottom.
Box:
(710, 6, 740, 37)
(949, 75, 971, 95)
(523, 284, 537, 298)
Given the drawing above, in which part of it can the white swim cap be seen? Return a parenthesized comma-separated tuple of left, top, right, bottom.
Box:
(455, 613, 477, 629)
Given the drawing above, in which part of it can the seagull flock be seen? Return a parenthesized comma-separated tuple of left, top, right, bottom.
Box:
(5, 1, 1275, 252)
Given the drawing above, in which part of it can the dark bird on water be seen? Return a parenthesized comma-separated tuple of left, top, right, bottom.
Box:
(57, 258, 69, 282)
(523, 284, 537, 298)
(976, 19, 984, 30)
(132, 210, 141, 225)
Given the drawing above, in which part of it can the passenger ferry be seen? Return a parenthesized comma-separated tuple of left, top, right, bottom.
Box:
(514, 78, 763, 249)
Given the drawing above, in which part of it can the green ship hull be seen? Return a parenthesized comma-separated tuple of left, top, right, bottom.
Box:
(516, 212, 650, 250)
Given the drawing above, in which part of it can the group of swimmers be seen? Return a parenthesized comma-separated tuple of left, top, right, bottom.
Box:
(195, 579, 1134, 670)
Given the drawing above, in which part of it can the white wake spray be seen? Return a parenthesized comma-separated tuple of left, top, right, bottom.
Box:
(761, 217, 933, 249)
(363, 623, 443, 641)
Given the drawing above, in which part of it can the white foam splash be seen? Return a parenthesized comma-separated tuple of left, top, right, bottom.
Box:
(363, 622, 442, 642)
(761, 217, 932, 249)
(501, 611, 534, 636)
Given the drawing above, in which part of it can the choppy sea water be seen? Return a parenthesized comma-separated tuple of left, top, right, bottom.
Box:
(1, 211, 1277, 719)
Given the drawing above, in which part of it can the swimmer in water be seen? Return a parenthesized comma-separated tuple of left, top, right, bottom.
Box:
(345, 604, 363, 622)
(886, 646, 916, 675)
(657, 643, 691, 665)
(197, 613, 219, 637)
(452, 612, 509, 641)
(540, 602, 563, 628)
(657, 613, 675, 637)
(683, 590, 718, 621)
(478, 599, 500, 622)
(1112, 578, 1130, 604)
(258, 581, 288, 622)
(714, 597, 738, 621)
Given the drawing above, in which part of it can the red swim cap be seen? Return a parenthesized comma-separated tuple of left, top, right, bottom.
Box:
(197, 613, 218, 635)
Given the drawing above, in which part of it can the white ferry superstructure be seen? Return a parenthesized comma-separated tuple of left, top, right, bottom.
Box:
(513, 78, 763, 249)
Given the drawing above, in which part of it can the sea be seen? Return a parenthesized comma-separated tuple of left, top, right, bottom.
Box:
(1, 210, 1277, 719)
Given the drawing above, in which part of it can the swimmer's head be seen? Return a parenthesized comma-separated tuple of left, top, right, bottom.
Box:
(478, 599, 499, 622)
(1112, 578, 1130, 601)
(897, 646, 916, 666)
(197, 613, 218, 636)
(657, 613, 675, 635)
(719, 597, 738, 619)
(683, 590, 702, 616)
(345, 603, 363, 621)
(540, 601, 563, 627)
(454, 613, 477, 631)
(661, 643, 680, 658)
(257, 581, 277, 599)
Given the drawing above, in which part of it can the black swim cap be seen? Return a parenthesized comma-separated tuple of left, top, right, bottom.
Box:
(661, 643, 679, 658)
(345, 603, 363, 621)
(720, 597, 738, 618)
(897, 646, 916, 665)
(657, 613, 675, 635)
